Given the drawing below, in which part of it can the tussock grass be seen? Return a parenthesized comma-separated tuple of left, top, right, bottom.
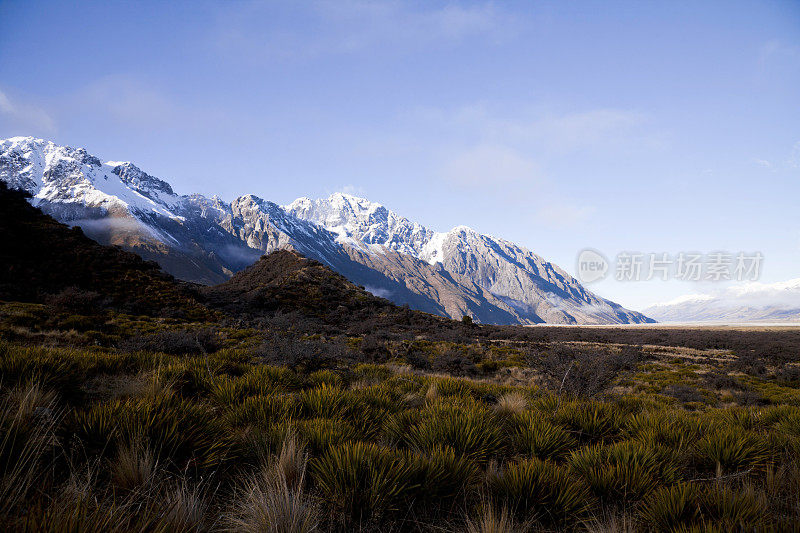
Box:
(694, 427, 774, 476)
(225, 431, 317, 533)
(567, 440, 681, 503)
(513, 411, 576, 461)
(640, 482, 767, 531)
(311, 441, 415, 521)
(109, 439, 157, 492)
(405, 403, 505, 462)
(465, 504, 526, 533)
(488, 457, 594, 525)
(554, 401, 624, 443)
(0, 382, 60, 514)
(494, 392, 527, 417)
(1, 331, 799, 531)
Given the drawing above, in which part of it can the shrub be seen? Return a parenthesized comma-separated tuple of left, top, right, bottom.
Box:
(120, 328, 221, 355)
(662, 384, 707, 404)
(488, 458, 594, 525)
(532, 343, 642, 397)
(45, 287, 104, 314)
(310, 442, 416, 521)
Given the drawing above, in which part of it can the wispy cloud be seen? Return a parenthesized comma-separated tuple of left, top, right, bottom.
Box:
(752, 140, 800, 171)
(214, 0, 512, 60)
(64, 75, 230, 133)
(535, 203, 596, 228)
(442, 144, 541, 187)
(0, 89, 56, 136)
(422, 104, 651, 154)
(73, 75, 181, 128)
(414, 104, 651, 227)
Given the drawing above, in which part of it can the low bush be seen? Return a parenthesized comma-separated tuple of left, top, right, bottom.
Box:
(120, 328, 221, 355)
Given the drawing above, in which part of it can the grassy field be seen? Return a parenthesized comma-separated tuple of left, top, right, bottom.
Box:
(1, 302, 799, 532)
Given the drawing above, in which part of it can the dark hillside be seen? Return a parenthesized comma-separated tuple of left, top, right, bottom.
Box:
(0, 182, 205, 317)
(200, 249, 467, 336)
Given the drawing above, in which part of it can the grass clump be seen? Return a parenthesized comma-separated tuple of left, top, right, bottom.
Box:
(694, 427, 774, 476)
(405, 403, 505, 462)
(567, 440, 681, 503)
(640, 483, 767, 531)
(513, 411, 577, 461)
(310, 441, 415, 522)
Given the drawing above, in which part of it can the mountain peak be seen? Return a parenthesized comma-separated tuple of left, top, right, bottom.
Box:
(0, 137, 653, 325)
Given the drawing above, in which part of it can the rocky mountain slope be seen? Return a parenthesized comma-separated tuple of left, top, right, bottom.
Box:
(0, 136, 652, 324)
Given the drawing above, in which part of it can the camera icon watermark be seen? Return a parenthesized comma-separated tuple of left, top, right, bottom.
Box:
(576, 249, 763, 284)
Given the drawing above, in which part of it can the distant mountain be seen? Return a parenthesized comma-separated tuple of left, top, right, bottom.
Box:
(644, 279, 800, 323)
(0, 136, 652, 325)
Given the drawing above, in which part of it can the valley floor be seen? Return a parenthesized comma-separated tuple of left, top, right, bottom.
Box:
(1, 301, 799, 531)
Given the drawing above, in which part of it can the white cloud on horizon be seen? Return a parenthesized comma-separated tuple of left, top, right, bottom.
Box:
(649, 278, 800, 311)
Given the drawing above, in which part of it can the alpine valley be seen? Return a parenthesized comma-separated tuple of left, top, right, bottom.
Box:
(0, 136, 652, 325)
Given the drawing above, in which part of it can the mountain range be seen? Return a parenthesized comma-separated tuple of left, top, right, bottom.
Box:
(0, 136, 652, 325)
(644, 279, 800, 323)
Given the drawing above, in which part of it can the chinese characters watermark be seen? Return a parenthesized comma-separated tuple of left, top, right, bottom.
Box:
(577, 250, 763, 283)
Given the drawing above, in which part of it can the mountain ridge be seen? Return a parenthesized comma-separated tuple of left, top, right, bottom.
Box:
(0, 136, 652, 325)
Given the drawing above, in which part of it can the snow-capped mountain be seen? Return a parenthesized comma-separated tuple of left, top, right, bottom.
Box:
(286, 193, 648, 324)
(0, 136, 652, 324)
(644, 279, 800, 323)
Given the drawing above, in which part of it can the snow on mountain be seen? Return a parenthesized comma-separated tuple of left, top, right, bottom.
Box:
(0, 137, 652, 324)
(644, 279, 800, 323)
(287, 193, 651, 324)
(0, 136, 180, 220)
(285, 193, 435, 257)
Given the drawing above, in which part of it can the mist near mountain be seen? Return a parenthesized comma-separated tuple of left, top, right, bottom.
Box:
(644, 279, 800, 323)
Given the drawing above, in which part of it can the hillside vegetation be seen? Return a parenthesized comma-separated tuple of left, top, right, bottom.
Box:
(0, 185, 799, 531)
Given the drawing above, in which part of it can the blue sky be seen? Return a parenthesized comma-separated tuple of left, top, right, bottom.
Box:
(1, 0, 798, 310)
